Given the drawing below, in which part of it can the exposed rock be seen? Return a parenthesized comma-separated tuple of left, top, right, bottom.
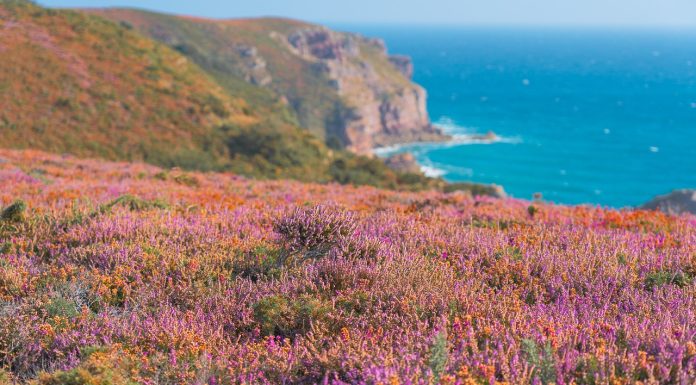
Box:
(388, 55, 414, 79)
(284, 26, 448, 154)
(444, 182, 507, 199)
(364, 37, 386, 53)
(234, 45, 272, 86)
(384, 153, 421, 174)
(641, 189, 696, 215)
(287, 27, 358, 61)
(473, 131, 499, 141)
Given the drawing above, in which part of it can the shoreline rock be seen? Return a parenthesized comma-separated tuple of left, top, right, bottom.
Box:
(384, 152, 422, 174)
(641, 189, 696, 215)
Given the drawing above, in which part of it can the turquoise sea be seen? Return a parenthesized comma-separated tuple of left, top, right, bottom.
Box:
(337, 26, 696, 207)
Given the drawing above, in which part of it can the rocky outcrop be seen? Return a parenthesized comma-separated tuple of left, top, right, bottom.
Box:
(285, 26, 447, 154)
(388, 55, 414, 79)
(234, 45, 272, 86)
(384, 152, 421, 174)
(641, 190, 696, 215)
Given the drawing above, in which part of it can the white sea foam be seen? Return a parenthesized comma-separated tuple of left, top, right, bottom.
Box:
(420, 165, 447, 178)
(374, 118, 521, 158)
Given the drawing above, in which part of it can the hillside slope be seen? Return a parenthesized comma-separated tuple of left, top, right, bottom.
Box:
(89, 9, 448, 153)
(0, 1, 450, 188)
(0, 1, 340, 181)
(0, 149, 694, 384)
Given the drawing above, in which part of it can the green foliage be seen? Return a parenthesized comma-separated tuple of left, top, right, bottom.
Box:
(45, 296, 80, 319)
(427, 331, 448, 383)
(233, 246, 283, 281)
(330, 156, 397, 189)
(33, 348, 137, 385)
(521, 339, 557, 384)
(528, 205, 539, 218)
(443, 182, 502, 197)
(574, 355, 601, 385)
(172, 173, 200, 187)
(644, 269, 693, 291)
(99, 195, 169, 214)
(1, 200, 27, 223)
(253, 295, 332, 338)
(224, 123, 327, 181)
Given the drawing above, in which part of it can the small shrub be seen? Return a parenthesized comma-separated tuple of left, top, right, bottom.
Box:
(153, 171, 169, 181)
(253, 295, 331, 338)
(644, 270, 692, 291)
(232, 246, 283, 281)
(521, 338, 557, 384)
(274, 206, 356, 258)
(173, 173, 200, 187)
(34, 348, 137, 385)
(444, 182, 502, 197)
(45, 296, 80, 319)
(528, 205, 539, 218)
(1, 200, 27, 222)
(428, 331, 448, 383)
(334, 236, 380, 260)
(99, 195, 169, 214)
(0, 368, 14, 385)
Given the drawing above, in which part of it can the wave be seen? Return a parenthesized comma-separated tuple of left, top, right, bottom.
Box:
(373, 118, 520, 158)
(420, 165, 447, 178)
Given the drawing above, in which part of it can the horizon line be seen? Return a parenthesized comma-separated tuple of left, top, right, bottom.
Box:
(38, 4, 696, 30)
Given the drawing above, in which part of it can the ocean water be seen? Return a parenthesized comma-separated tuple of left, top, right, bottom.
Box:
(336, 26, 696, 207)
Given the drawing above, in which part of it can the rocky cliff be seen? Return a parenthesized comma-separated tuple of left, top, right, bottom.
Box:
(283, 26, 446, 153)
(89, 11, 448, 154)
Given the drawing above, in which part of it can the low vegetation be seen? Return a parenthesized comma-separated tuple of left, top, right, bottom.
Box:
(0, 149, 694, 384)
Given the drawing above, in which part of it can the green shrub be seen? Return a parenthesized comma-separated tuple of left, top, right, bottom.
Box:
(528, 205, 539, 218)
(1, 200, 27, 222)
(521, 338, 557, 384)
(33, 348, 137, 385)
(99, 195, 169, 214)
(329, 156, 396, 189)
(428, 331, 448, 383)
(173, 173, 200, 187)
(644, 270, 692, 291)
(444, 182, 502, 197)
(45, 296, 80, 319)
(253, 295, 331, 338)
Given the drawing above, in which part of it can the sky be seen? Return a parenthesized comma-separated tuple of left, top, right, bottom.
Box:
(37, 0, 696, 27)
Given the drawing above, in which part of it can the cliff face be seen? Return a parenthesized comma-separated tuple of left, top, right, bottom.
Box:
(284, 26, 445, 153)
(90, 11, 447, 154)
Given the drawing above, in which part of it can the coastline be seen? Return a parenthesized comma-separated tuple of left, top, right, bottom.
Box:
(373, 128, 517, 178)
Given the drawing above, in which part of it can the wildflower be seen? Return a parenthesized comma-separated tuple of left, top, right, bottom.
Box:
(687, 341, 696, 357)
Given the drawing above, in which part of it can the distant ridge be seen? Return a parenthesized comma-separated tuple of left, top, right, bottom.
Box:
(88, 8, 448, 153)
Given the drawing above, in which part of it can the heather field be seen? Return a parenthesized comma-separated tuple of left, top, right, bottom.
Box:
(0, 149, 695, 385)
